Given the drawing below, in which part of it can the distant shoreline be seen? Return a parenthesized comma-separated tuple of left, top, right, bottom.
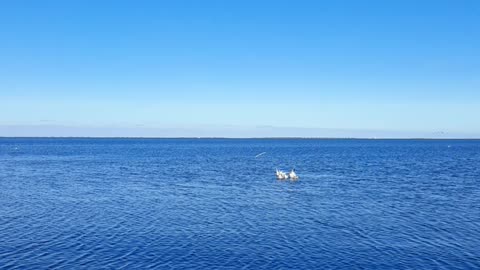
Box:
(1, 137, 479, 140)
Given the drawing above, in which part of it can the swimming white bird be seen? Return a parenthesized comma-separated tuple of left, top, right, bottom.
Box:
(276, 169, 289, 180)
(275, 169, 282, 178)
(289, 169, 299, 180)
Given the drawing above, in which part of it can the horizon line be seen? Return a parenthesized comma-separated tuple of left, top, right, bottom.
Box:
(1, 136, 479, 140)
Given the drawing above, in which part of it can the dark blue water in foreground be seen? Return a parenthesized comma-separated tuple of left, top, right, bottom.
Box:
(1, 138, 479, 269)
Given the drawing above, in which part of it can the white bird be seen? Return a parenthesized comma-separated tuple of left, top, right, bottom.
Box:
(289, 169, 299, 180)
(275, 169, 282, 178)
(276, 169, 289, 180)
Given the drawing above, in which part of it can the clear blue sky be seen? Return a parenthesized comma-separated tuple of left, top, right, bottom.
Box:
(1, 0, 479, 137)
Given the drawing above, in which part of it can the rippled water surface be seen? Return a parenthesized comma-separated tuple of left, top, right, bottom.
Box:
(1, 138, 479, 269)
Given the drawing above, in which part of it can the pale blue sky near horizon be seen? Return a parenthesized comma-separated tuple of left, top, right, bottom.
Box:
(1, 0, 479, 137)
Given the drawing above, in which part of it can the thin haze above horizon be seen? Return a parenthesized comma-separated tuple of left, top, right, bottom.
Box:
(1, 0, 479, 137)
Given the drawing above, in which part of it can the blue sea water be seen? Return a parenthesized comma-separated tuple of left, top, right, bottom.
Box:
(0, 138, 479, 269)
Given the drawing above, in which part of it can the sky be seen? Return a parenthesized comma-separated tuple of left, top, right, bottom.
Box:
(1, 0, 479, 137)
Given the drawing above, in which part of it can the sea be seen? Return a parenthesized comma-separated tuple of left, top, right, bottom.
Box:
(0, 138, 479, 269)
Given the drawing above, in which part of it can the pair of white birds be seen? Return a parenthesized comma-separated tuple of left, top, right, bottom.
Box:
(276, 169, 298, 180)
